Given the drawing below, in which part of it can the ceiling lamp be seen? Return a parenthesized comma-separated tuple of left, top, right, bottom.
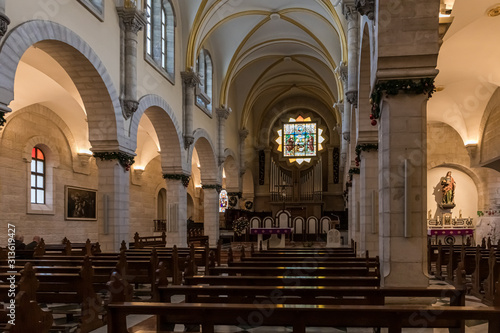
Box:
(270, 13, 280, 20)
(487, 4, 500, 17)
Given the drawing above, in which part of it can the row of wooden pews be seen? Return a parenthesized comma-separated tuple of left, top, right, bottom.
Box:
(131, 230, 210, 249)
(430, 238, 500, 305)
(105, 243, 500, 332)
(0, 236, 223, 332)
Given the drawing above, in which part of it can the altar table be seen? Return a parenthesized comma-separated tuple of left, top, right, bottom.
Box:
(250, 227, 293, 249)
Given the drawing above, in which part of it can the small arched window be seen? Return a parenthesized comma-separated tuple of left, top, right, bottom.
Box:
(196, 49, 213, 114)
(145, 0, 175, 79)
(219, 189, 228, 213)
(31, 147, 45, 204)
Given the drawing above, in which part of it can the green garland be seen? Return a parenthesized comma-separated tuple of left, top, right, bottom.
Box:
(354, 143, 378, 165)
(93, 152, 135, 170)
(163, 174, 191, 187)
(202, 184, 223, 193)
(370, 78, 436, 119)
(0, 112, 6, 128)
(348, 167, 360, 182)
(348, 167, 360, 175)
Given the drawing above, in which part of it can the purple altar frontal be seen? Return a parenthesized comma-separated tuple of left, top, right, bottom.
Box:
(250, 228, 293, 235)
(427, 229, 474, 236)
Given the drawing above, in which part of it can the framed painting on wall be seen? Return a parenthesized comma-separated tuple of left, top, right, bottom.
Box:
(65, 186, 97, 220)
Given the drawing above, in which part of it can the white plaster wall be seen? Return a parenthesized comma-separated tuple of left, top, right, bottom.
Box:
(427, 167, 478, 220)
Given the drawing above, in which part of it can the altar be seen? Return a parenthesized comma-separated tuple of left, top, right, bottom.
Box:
(427, 215, 475, 245)
(250, 227, 293, 249)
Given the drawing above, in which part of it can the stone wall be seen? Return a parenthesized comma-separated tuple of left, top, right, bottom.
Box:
(0, 104, 99, 245)
(129, 156, 165, 241)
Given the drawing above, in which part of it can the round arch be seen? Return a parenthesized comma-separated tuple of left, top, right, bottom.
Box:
(0, 20, 127, 152)
(223, 149, 239, 191)
(134, 94, 186, 174)
(257, 96, 338, 147)
(191, 128, 219, 184)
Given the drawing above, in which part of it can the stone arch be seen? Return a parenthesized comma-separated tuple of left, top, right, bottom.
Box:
(0, 20, 127, 152)
(134, 94, 186, 174)
(223, 149, 239, 191)
(8, 104, 90, 173)
(23, 136, 61, 168)
(478, 87, 500, 165)
(258, 96, 338, 147)
(191, 128, 218, 183)
(357, 21, 376, 143)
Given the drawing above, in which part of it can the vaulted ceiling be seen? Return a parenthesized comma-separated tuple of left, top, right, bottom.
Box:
(177, 0, 346, 130)
(430, 0, 500, 144)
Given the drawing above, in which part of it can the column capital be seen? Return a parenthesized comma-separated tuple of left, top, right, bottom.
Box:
(184, 136, 194, 149)
(163, 173, 191, 187)
(335, 64, 348, 84)
(202, 184, 223, 193)
(342, 1, 358, 21)
(0, 11, 10, 40)
(346, 90, 358, 107)
(216, 106, 232, 120)
(181, 70, 201, 88)
(355, 0, 375, 20)
(117, 7, 147, 34)
(121, 99, 139, 120)
(239, 128, 249, 141)
(93, 151, 136, 171)
(333, 102, 344, 113)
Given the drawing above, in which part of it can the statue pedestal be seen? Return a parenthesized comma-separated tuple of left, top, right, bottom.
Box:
(439, 203, 456, 209)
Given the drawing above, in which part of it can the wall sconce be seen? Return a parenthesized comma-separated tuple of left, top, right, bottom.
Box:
(134, 166, 145, 179)
(77, 151, 92, 167)
(465, 143, 478, 159)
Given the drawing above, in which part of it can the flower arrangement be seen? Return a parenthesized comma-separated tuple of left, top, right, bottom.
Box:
(232, 216, 249, 236)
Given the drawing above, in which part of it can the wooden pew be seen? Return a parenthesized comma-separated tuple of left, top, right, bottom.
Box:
(184, 274, 380, 287)
(130, 231, 166, 249)
(207, 265, 373, 277)
(483, 248, 500, 305)
(0, 260, 104, 333)
(106, 302, 500, 333)
(471, 246, 500, 299)
(187, 228, 209, 246)
(157, 284, 466, 306)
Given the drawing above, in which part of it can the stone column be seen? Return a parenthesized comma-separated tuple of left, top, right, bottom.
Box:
(117, 5, 146, 119)
(164, 177, 188, 247)
(202, 186, 220, 247)
(0, 0, 10, 119)
(216, 107, 231, 165)
(378, 92, 428, 287)
(0, 0, 10, 41)
(181, 70, 201, 149)
(344, 3, 359, 109)
(359, 150, 379, 257)
(351, 173, 361, 253)
(239, 128, 249, 176)
(94, 153, 134, 252)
